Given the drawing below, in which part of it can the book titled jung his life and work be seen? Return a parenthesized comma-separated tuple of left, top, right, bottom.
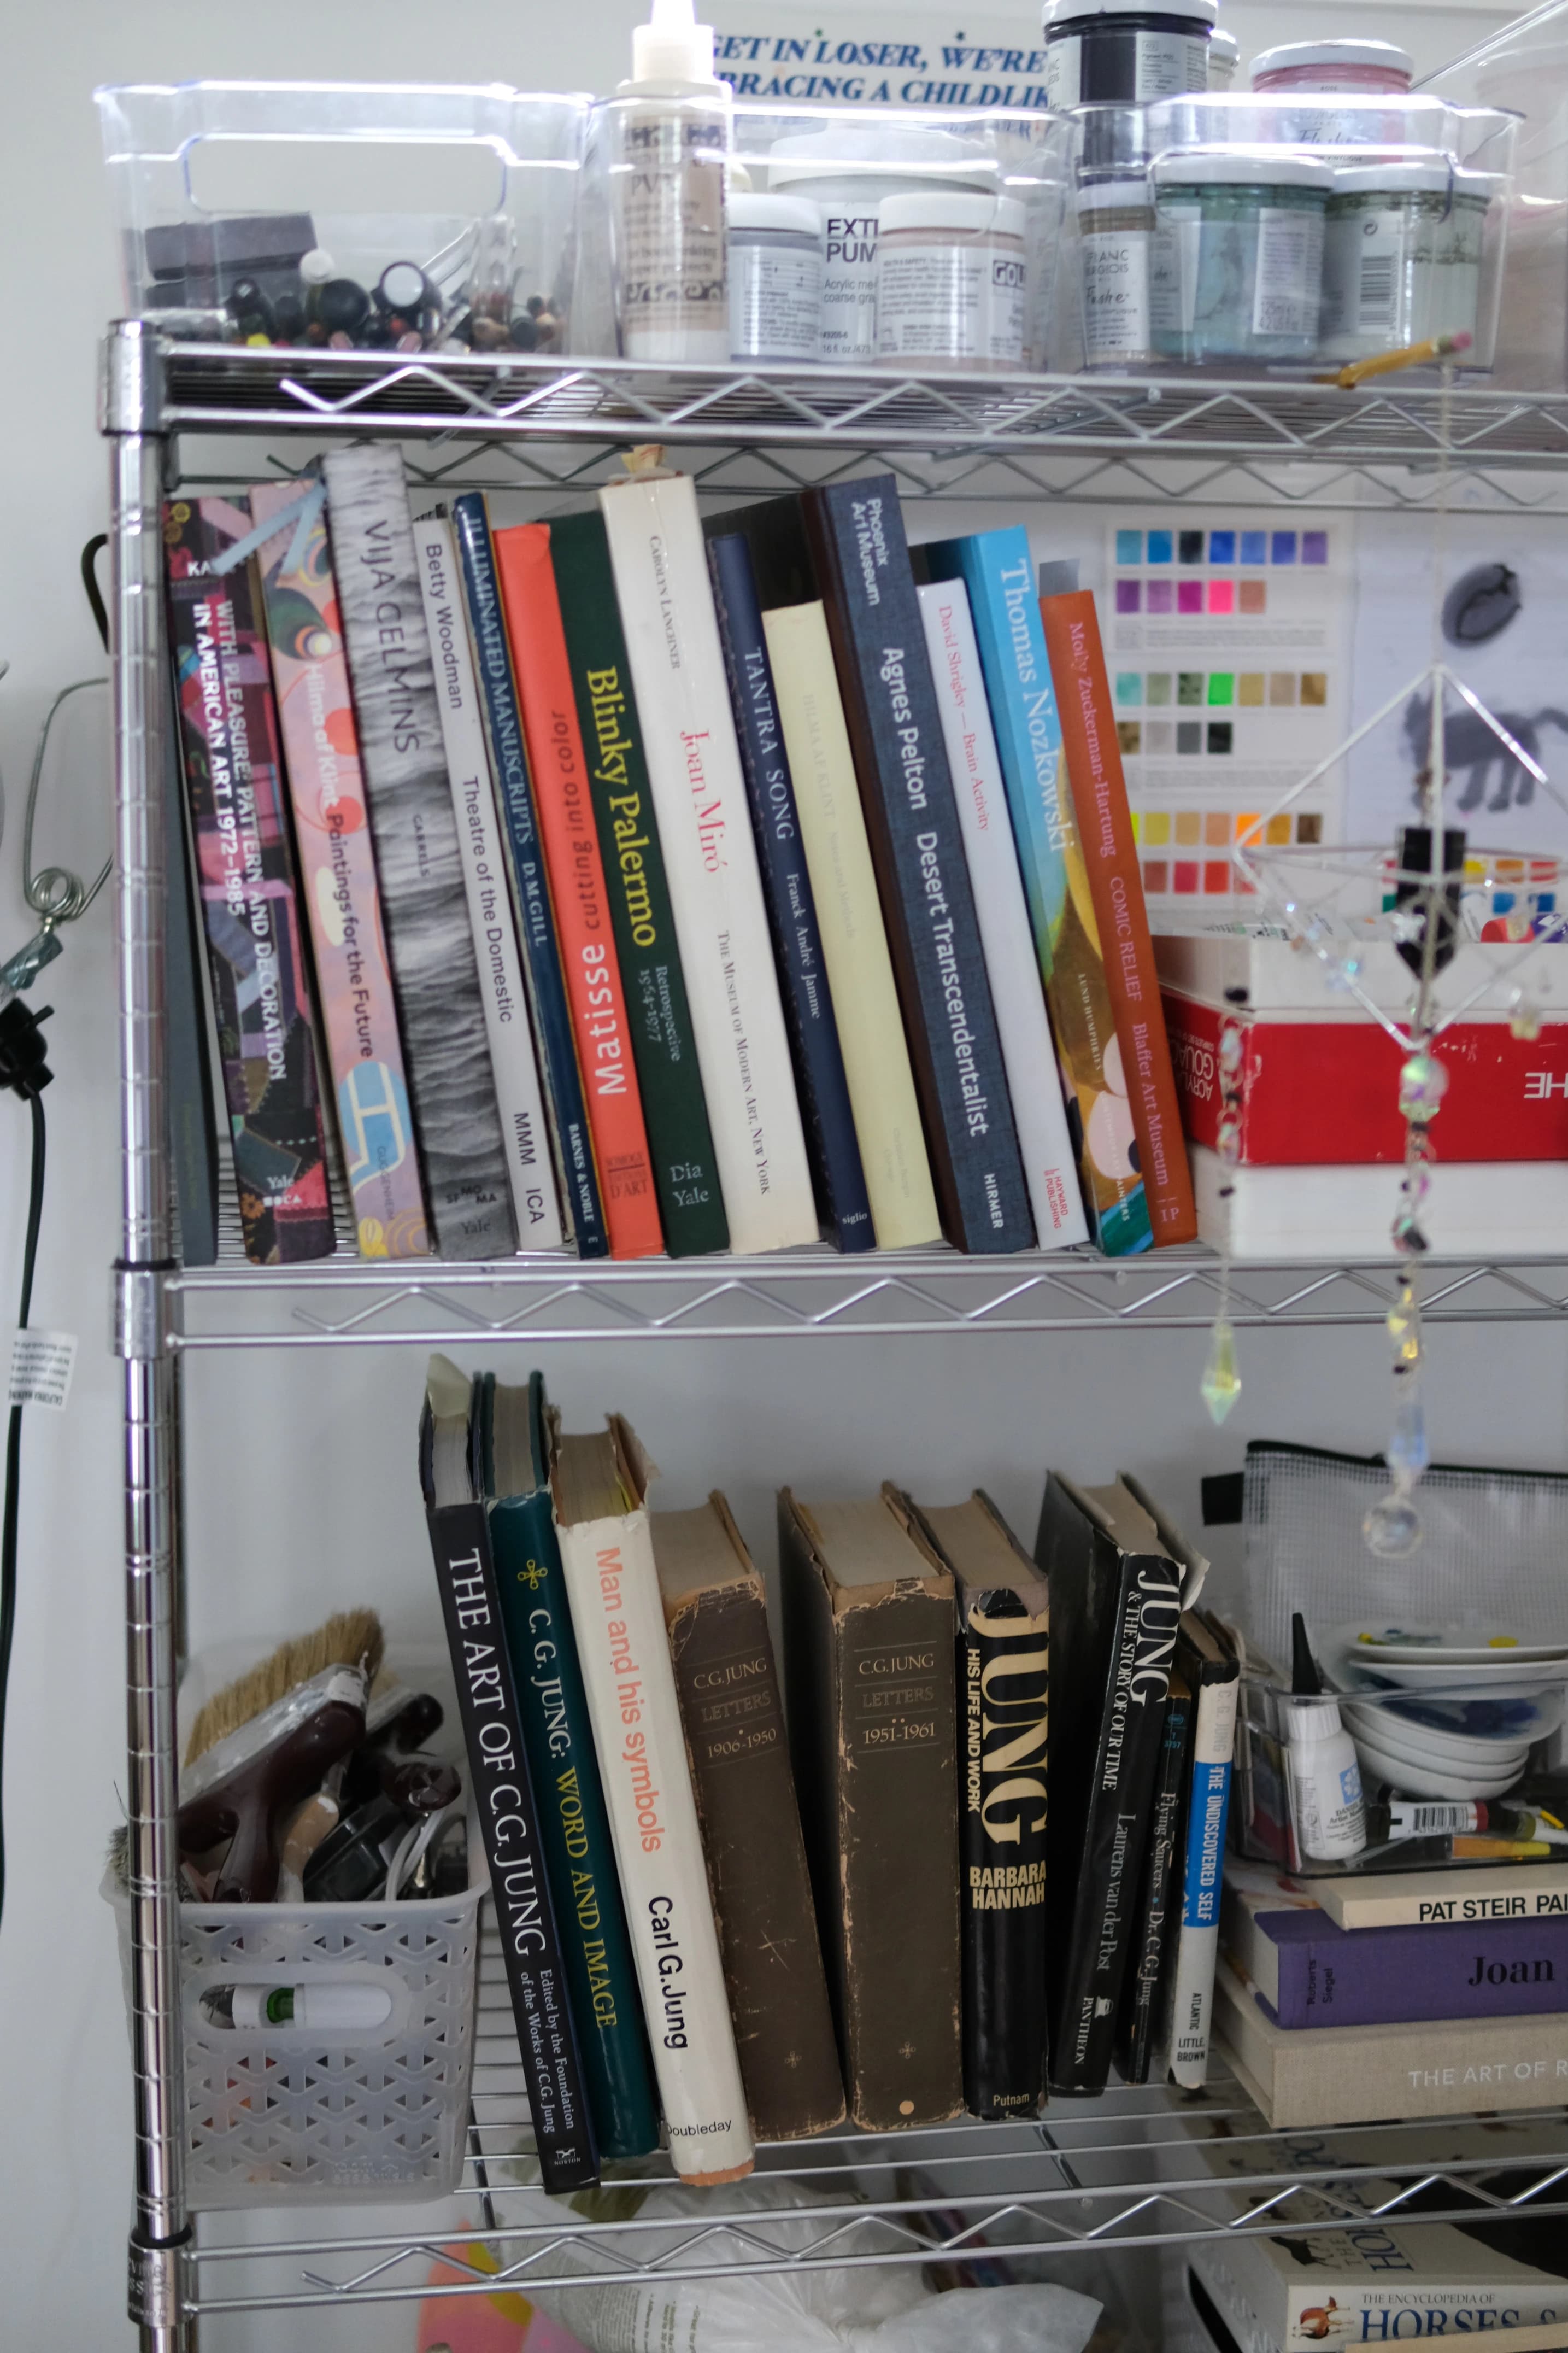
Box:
(164, 495, 335, 1266)
(550, 1413, 755, 2185)
(419, 1357, 597, 2192)
(1035, 1472, 1191, 2096)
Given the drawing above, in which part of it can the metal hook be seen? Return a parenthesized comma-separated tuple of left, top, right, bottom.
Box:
(20, 677, 112, 929)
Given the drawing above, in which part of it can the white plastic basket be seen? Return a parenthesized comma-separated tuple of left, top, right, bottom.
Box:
(106, 1642, 485, 2209)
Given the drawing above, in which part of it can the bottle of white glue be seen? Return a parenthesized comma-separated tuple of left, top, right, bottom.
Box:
(1283, 1612, 1367, 1863)
(616, 0, 733, 363)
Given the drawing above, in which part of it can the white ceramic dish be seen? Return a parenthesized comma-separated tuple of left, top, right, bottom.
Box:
(1331, 1620, 1568, 1667)
(1349, 1730, 1526, 1802)
(1340, 1699, 1531, 1774)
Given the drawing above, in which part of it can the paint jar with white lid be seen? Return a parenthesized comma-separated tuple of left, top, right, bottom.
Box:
(1043, 0, 1216, 106)
(1250, 40, 1413, 95)
(1078, 178, 1157, 366)
(728, 190, 824, 361)
(1320, 161, 1493, 364)
(768, 124, 994, 364)
(1207, 28, 1239, 90)
(875, 191, 1029, 371)
(1150, 149, 1332, 364)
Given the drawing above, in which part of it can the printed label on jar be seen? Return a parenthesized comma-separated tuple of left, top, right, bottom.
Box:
(619, 112, 727, 350)
(877, 243, 1025, 366)
(1250, 206, 1325, 342)
(1046, 26, 1208, 106)
(730, 243, 823, 361)
(1150, 204, 1201, 337)
(821, 212, 879, 362)
(1083, 227, 1152, 359)
(1322, 206, 1482, 345)
(1134, 28, 1212, 96)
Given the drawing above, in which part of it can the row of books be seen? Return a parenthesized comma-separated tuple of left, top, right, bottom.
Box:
(420, 1361, 1230, 2192)
(164, 449, 1198, 1268)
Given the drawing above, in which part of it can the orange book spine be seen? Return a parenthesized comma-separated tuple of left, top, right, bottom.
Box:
(495, 524, 663, 1259)
(1039, 590, 1196, 1245)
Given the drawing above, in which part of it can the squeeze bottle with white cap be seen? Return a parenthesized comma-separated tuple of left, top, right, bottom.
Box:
(615, 0, 733, 363)
(1283, 1612, 1367, 1863)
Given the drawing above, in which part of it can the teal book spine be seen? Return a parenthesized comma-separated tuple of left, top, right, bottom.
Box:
(490, 1487, 662, 2159)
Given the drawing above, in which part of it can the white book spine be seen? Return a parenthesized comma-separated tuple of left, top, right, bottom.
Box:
(1167, 1675, 1240, 2089)
(598, 474, 817, 1253)
(415, 517, 563, 1249)
(917, 581, 1089, 1248)
(556, 1494, 755, 2184)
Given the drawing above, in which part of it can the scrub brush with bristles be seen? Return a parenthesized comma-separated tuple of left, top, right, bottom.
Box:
(183, 1611, 385, 1767)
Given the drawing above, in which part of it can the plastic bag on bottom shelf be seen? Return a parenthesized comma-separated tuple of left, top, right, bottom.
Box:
(487, 2170, 1103, 2353)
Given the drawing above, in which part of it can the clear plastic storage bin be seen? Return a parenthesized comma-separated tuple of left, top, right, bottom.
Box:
(105, 1644, 485, 2209)
(95, 81, 589, 357)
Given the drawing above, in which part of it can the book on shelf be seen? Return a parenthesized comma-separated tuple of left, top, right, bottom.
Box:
(1224, 1868, 1568, 2031)
(801, 476, 1035, 1255)
(1036, 1471, 1190, 2096)
(163, 495, 335, 1266)
(1302, 1858, 1568, 1933)
(252, 479, 430, 1262)
(478, 1370, 661, 2162)
(322, 445, 516, 1260)
(909, 1489, 1050, 2121)
(550, 1412, 754, 2185)
(777, 1484, 963, 2129)
(722, 493, 941, 1252)
(449, 490, 609, 1260)
(1113, 1659, 1192, 2088)
(414, 513, 564, 1251)
(922, 525, 1149, 1256)
(652, 1493, 845, 2139)
(419, 1356, 597, 2192)
(704, 527, 876, 1253)
(916, 575, 1090, 1250)
(597, 466, 818, 1255)
(548, 510, 730, 1259)
(161, 673, 220, 1269)
(494, 522, 663, 1261)
(1189, 1145, 1568, 1258)
(1213, 1957, 1568, 2127)
(1039, 585, 1196, 1247)
(1162, 1611, 1239, 2089)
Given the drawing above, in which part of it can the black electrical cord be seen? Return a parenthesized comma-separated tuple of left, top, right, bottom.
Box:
(0, 1084, 46, 1931)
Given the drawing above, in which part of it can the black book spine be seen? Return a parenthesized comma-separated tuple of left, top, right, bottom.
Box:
(162, 654, 220, 1267)
(801, 476, 1033, 1254)
(1052, 1549, 1182, 2096)
(706, 530, 873, 1252)
(420, 1411, 599, 2191)
(1112, 1680, 1192, 2086)
(959, 1587, 1050, 2118)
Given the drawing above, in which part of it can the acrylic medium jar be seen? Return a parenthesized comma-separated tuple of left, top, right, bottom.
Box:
(1207, 28, 1239, 90)
(1320, 162, 1492, 364)
(876, 191, 1028, 370)
(1250, 40, 1413, 96)
(728, 190, 824, 360)
(768, 124, 993, 364)
(1150, 150, 1331, 364)
(1078, 177, 1156, 365)
(1044, 0, 1216, 108)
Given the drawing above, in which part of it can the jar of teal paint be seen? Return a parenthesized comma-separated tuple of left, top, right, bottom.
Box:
(1150, 150, 1332, 363)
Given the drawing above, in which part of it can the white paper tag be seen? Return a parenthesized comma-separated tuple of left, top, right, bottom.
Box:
(8, 1329, 77, 1411)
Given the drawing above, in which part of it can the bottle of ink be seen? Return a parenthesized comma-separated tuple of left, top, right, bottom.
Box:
(615, 0, 733, 363)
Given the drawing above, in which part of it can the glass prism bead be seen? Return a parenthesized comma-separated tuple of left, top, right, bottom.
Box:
(1201, 1319, 1242, 1424)
(1364, 1492, 1423, 1558)
(1399, 1050, 1449, 1122)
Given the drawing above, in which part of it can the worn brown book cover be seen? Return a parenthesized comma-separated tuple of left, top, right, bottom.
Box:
(777, 1484, 962, 2130)
(653, 1495, 845, 2140)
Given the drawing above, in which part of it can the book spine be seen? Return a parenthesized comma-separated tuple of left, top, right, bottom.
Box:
(959, 1589, 1050, 2119)
(161, 656, 220, 1267)
(251, 483, 431, 1261)
(413, 517, 564, 1250)
(663, 1573, 845, 2138)
(321, 446, 516, 1260)
(706, 531, 873, 1252)
(449, 493, 608, 1260)
(1266, 1914, 1568, 2030)
(1053, 1553, 1183, 2096)
(490, 1487, 661, 2159)
(1114, 1684, 1191, 2087)
(917, 578, 1090, 1250)
(494, 525, 663, 1259)
(802, 478, 1034, 1254)
(760, 600, 942, 1251)
(598, 473, 818, 1255)
(1040, 589, 1197, 1246)
(926, 531, 1148, 1256)
(163, 500, 335, 1266)
(1327, 1871, 1568, 1933)
(555, 1504, 754, 2184)
(1168, 1677, 1240, 2084)
(548, 511, 729, 1258)
(1190, 2231, 1568, 2353)
(422, 1485, 598, 2190)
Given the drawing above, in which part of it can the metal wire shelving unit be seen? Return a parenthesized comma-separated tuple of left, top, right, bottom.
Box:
(104, 321, 1568, 2345)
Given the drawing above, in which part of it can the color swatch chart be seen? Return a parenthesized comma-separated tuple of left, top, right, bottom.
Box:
(1106, 514, 1352, 908)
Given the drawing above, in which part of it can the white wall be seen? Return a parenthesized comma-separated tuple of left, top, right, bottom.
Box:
(0, 0, 1552, 2340)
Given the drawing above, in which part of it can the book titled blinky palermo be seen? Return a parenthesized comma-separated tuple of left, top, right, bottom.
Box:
(252, 482, 429, 1257)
